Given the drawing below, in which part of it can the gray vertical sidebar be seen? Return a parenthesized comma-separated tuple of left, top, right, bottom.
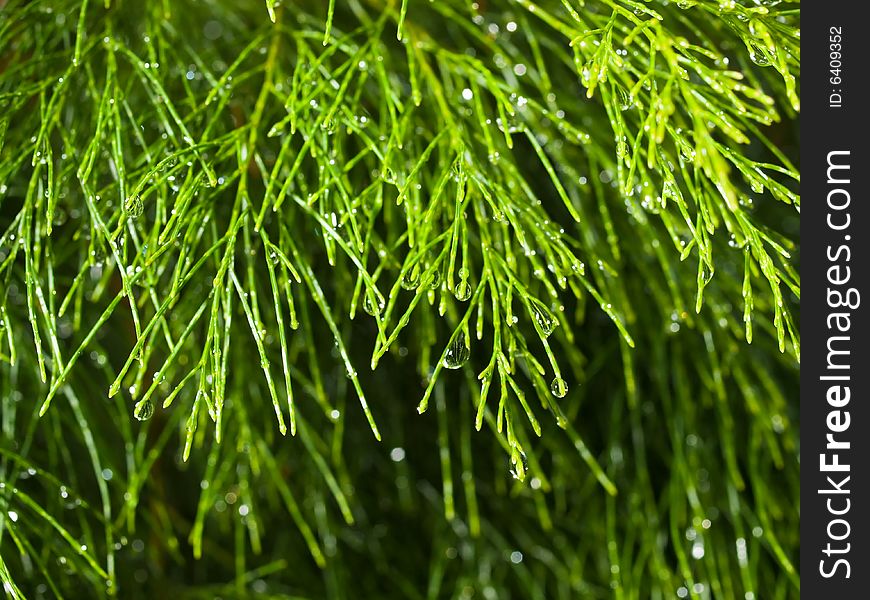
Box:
(801, 3, 868, 595)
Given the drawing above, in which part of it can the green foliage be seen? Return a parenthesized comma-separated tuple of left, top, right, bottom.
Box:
(1, 0, 799, 598)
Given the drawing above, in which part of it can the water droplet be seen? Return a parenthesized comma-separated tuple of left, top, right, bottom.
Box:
(529, 299, 558, 337)
(550, 377, 568, 398)
(617, 88, 634, 111)
(454, 280, 472, 302)
(443, 333, 470, 369)
(125, 195, 143, 218)
(748, 43, 772, 67)
(362, 291, 384, 315)
(428, 268, 441, 289)
(134, 400, 154, 421)
(509, 451, 529, 480)
(401, 268, 421, 290)
(680, 147, 696, 164)
(750, 179, 764, 194)
(616, 139, 629, 160)
(702, 265, 714, 283)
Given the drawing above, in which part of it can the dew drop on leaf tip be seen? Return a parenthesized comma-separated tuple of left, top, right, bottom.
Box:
(443, 334, 470, 369)
(509, 451, 529, 479)
(530, 301, 558, 337)
(550, 377, 568, 398)
(400, 269, 421, 290)
(363, 292, 384, 315)
(454, 280, 472, 302)
(134, 400, 154, 421)
(125, 195, 144, 218)
(748, 43, 772, 67)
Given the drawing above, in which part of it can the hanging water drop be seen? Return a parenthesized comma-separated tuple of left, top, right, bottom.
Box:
(616, 139, 629, 160)
(748, 43, 772, 67)
(443, 333, 470, 369)
(401, 268, 421, 290)
(550, 377, 568, 398)
(428, 268, 441, 289)
(702, 265, 714, 283)
(509, 451, 529, 480)
(679, 144, 696, 164)
(454, 279, 472, 302)
(529, 299, 558, 337)
(749, 179, 764, 194)
(617, 88, 633, 111)
(125, 195, 144, 218)
(134, 400, 154, 421)
(363, 291, 384, 315)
